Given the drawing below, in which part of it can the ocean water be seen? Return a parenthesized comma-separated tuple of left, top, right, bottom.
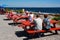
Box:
(2, 7, 60, 13)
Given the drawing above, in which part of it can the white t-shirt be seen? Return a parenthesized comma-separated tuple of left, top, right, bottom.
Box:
(30, 14, 34, 18)
(29, 14, 34, 22)
(34, 18, 42, 30)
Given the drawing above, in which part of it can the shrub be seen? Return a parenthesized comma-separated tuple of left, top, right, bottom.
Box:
(52, 16, 60, 21)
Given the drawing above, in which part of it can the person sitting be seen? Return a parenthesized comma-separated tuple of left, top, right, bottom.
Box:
(42, 14, 58, 35)
(33, 15, 43, 30)
(29, 12, 34, 22)
(32, 15, 43, 37)
(43, 14, 51, 31)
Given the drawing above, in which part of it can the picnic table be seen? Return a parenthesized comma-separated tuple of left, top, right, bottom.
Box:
(50, 20, 60, 27)
(26, 20, 60, 36)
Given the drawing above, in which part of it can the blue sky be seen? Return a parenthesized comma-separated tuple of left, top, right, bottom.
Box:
(0, 0, 60, 7)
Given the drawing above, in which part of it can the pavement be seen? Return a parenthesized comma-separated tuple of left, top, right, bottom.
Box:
(0, 15, 60, 40)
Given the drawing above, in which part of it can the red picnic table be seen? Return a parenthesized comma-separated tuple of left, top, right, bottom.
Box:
(26, 20, 60, 36)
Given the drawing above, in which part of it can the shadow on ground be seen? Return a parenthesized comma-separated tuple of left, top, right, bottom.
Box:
(8, 23, 21, 26)
(15, 31, 36, 40)
(15, 31, 28, 37)
(15, 31, 59, 40)
(3, 19, 12, 21)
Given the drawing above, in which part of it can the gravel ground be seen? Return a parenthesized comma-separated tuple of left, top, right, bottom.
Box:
(0, 15, 60, 40)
